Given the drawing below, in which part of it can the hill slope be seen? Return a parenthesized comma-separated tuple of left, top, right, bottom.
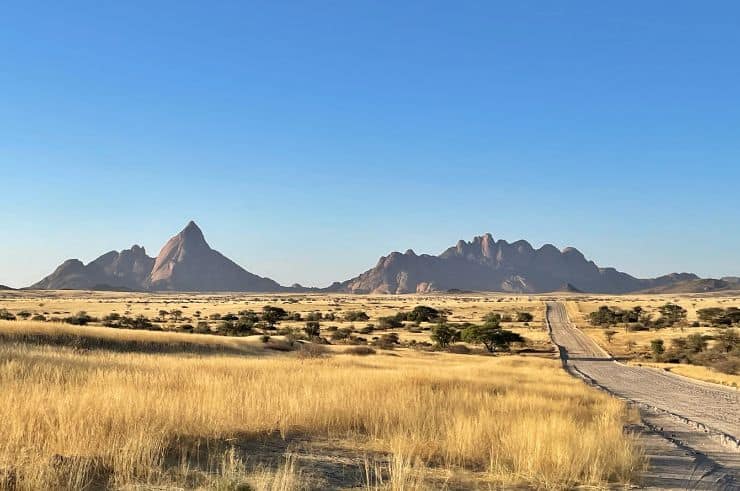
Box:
(639, 278, 740, 294)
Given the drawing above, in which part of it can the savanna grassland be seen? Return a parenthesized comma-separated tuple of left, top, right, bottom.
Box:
(0, 291, 651, 489)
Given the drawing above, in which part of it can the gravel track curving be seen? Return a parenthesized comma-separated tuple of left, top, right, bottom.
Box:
(546, 301, 739, 489)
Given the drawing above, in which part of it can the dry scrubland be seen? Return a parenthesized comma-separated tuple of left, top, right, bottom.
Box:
(566, 294, 740, 387)
(0, 291, 646, 489)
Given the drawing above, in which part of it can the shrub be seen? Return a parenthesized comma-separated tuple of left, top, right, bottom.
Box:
(483, 312, 502, 324)
(303, 321, 321, 338)
(0, 309, 17, 321)
(516, 312, 534, 323)
(330, 328, 353, 341)
(345, 346, 376, 356)
(358, 325, 374, 334)
(377, 316, 403, 329)
(373, 333, 400, 349)
(64, 312, 94, 326)
(650, 339, 664, 360)
(343, 311, 369, 322)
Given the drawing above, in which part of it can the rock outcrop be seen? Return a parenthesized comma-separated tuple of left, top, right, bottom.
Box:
(328, 233, 698, 294)
(144, 221, 281, 292)
(30, 221, 282, 292)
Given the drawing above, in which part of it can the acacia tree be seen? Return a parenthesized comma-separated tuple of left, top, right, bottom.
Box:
(430, 323, 459, 348)
(461, 320, 523, 353)
(261, 306, 287, 328)
(658, 303, 687, 326)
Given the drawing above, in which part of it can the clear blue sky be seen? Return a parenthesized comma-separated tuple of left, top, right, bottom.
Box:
(1, 1, 739, 288)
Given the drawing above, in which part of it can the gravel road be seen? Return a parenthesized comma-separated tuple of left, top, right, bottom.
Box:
(546, 301, 739, 489)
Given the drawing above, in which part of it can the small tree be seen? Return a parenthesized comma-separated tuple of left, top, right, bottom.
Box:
(516, 312, 534, 323)
(462, 320, 523, 353)
(16, 311, 32, 320)
(170, 309, 183, 322)
(603, 329, 617, 344)
(685, 333, 707, 353)
(658, 303, 687, 326)
(430, 323, 459, 348)
(407, 306, 442, 323)
(650, 339, 665, 360)
(304, 320, 321, 339)
(261, 306, 287, 328)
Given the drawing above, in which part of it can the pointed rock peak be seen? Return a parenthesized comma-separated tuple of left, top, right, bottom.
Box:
(404, 249, 417, 256)
(178, 220, 208, 245)
(183, 220, 202, 234)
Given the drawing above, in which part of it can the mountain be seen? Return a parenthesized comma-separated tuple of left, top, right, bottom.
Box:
(145, 221, 281, 292)
(30, 245, 154, 290)
(0, 285, 15, 290)
(30, 221, 283, 292)
(329, 233, 698, 294)
(639, 278, 740, 294)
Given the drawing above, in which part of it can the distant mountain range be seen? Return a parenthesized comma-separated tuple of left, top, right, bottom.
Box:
(30, 221, 281, 292)
(26, 222, 735, 294)
(326, 233, 699, 294)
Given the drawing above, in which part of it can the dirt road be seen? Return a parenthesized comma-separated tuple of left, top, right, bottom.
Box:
(546, 302, 739, 490)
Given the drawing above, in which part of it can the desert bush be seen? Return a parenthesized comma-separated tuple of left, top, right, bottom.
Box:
(64, 312, 95, 326)
(303, 321, 321, 338)
(447, 344, 472, 354)
(345, 346, 376, 356)
(358, 324, 374, 334)
(330, 327, 353, 342)
(343, 310, 369, 322)
(377, 316, 403, 329)
(373, 333, 400, 349)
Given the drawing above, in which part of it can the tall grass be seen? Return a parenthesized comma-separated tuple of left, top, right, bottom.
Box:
(0, 320, 643, 489)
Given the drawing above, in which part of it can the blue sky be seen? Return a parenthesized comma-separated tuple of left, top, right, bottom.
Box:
(1, 1, 739, 288)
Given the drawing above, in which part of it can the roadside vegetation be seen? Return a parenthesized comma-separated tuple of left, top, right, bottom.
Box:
(580, 301, 740, 377)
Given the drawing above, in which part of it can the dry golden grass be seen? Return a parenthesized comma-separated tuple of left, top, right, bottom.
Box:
(628, 361, 740, 389)
(0, 317, 643, 490)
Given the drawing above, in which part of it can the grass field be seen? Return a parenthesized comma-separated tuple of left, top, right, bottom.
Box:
(0, 291, 645, 490)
